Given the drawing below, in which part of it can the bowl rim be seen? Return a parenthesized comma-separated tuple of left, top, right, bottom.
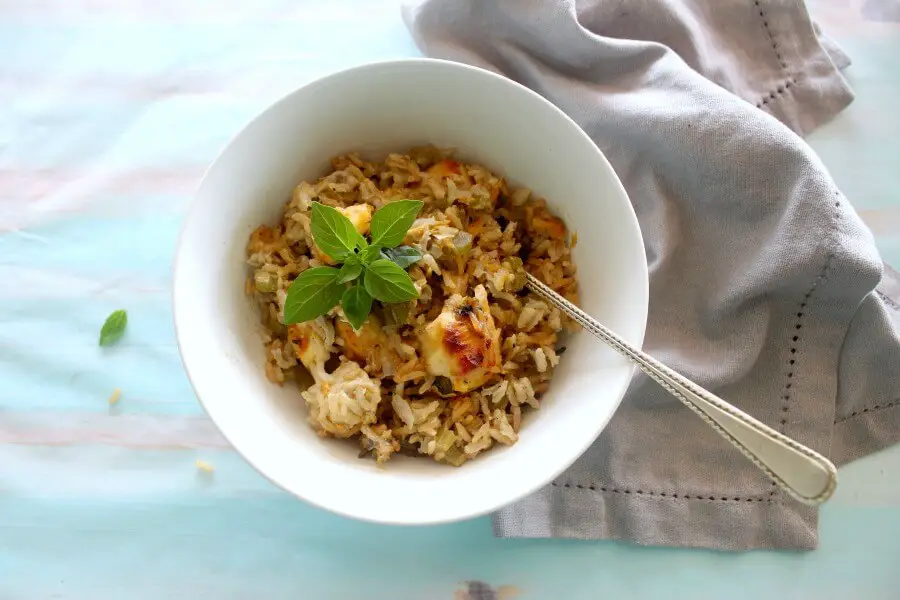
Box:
(172, 57, 648, 525)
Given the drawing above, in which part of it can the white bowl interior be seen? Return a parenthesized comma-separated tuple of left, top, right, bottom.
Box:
(174, 59, 647, 524)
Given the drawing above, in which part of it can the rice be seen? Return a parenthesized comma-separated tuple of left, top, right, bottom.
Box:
(107, 388, 122, 405)
(533, 347, 548, 373)
(245, 146, 579, 466)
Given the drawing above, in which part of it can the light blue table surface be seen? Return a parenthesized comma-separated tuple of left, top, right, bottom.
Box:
(1, 1, 899, 598)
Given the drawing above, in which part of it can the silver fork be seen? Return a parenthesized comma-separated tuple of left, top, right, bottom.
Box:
(526, 273, 837, 506)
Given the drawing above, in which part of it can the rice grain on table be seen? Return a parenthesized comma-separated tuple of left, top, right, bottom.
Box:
(245, 146, 578, 466)
(108, 388, 122, 405)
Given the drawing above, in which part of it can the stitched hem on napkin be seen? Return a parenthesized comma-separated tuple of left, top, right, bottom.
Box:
(750, 0, 854, 135)
(833, 401, 900, 466)
(492, 485, 818, 551)
(493, 191, 870, 552)
(494, 398, 900, 550)
(833, 267, 900, 466)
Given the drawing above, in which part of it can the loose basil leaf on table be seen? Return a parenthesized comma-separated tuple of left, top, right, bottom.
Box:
(310, 202, 366, 261)
(283, 266, 344, 324)
(369, 200, 424, 248)
(99, 309, 128, 346)
(363, 259, 419, 304)
(380, 245, 423, 269)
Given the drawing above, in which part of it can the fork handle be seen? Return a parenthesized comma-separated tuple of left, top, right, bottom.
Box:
(526, 274, 837, 505)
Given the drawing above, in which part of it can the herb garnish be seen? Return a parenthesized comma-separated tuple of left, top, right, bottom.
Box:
(99, 309, 128, 346)
(282, 200, 424, 330)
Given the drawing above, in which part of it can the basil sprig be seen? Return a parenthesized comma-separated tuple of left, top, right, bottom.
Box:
(282, 200, 425, 330)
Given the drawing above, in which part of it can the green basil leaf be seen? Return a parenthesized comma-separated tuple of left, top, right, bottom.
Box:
(359, 244, 382, 265)
(99, 309, 127, 346)
(369, 199, 424, 248)
(283, 267, 343, 325)
(311, 202, 364, 261)
(363, 259, 419, 303)
(353, 232, 369, 254)
(380, 245, 423, 269)
(341, 282, 373, 331)
(337, 260, 363, 284)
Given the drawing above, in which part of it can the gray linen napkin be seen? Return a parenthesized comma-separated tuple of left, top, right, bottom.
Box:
(403, 0, 900, 550)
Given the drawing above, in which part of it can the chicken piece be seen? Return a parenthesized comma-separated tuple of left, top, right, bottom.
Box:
(247, 224, 283, 254)
(335, 314, 401, 376)
(287, 318, 334, 374)
(312, 203, 374, 264)
(301, 361, 382, 438)
(339, 203, 374, 236)
(529, 207, 567, 240)
(419, 285, 502, 392)
(427, 159, 462, 178)
(335, 316, 383, 361)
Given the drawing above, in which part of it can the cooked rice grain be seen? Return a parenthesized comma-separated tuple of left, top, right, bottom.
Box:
(246, 147, 578, 466)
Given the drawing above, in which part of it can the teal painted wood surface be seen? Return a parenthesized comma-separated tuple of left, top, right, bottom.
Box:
(1, 1, 899, 598)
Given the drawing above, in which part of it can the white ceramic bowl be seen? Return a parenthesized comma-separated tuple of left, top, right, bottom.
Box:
(173, 59, 647, 525)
